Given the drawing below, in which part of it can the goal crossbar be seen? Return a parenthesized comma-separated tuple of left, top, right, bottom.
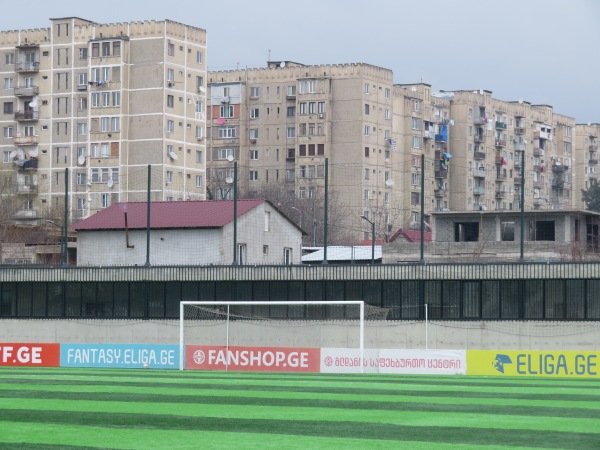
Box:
(179, 300, 365, 371)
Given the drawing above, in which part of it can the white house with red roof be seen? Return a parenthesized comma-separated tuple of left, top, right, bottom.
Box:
(73, 200, 304, 265)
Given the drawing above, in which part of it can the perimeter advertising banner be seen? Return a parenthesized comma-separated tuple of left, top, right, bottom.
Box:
(0, 343, 60, 367)
(185, 345, 320, 372)
(61, 344, 179, 369)
(320, 349, 466, 374)
(467, 350, 600, 378)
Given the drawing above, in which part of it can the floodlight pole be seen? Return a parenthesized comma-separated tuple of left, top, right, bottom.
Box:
(360, 215, 375, 264)
(232, 161, 238, 265)
(519, 149, 525, 263)
(63, 168, 68, 266)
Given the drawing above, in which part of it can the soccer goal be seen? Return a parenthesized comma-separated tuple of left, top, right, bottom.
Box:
(179, 300, 367, 372)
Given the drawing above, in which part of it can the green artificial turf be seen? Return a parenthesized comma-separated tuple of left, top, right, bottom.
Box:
(0, 368, 598, 449)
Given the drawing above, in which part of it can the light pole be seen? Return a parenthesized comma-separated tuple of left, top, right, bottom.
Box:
(360, 215, 375, 265)
(226, 156, 238, 265)
(517, 147, 526, 263)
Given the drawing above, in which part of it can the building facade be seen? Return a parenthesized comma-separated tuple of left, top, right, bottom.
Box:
(0, 17, 207, 227)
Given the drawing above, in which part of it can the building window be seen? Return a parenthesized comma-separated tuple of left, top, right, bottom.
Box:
(92, 43, 99, 57)
(250, 108, 259, 119)
(249, 129, 259, 140)
(4, 102, 13, 114)
(411, 173, 420, 185)
(195, 126, 203, 139)
(76, 172, 87, 185)
(284, 248, 292, 265)
(102, 42, 110, 57)
(101, 193, 110, 208)
(5, 53, 14, 64)
(113, 41, 121, 57)
(220, 105, 234, 118)
(111, 117, 120, 131)
(167, 95, 174, 108)
(309, 102, 316, 114)
(3, 78, 13, 89)
(365, 104, 370, 115)
(168, 43, 175, 56)
(412, 136, 421, 149)
(250, 149, 258, 160)
(318, 102, 325, 114)
(299, 103, 307, 115)
(385, 109, 390, 120)
(411, 192, 420, 205)
(217, 148, 235, 160)
(195, 150, 203, 163)
(237, 243, 246, 265)
(364, 83, 369, 94)
(77, 198, 86, 211)
(101, 117, 110, 132)
(167, 120, 174, 133)
(112, 91, 120, 107)
(250, 86, 260, 98)
(77, 123, 87, 135)
(250, 170, 258, 181)
(412, 118, 421, 130)
(3, 127, 13, 138)
(195, 175, 202, 188)
(287, 85, 296, 96)
(287, 127, 295, 138)
(166, 171, 173, 184)
(364, 125, 370, 136)
(196, 51, 203, 64)
(385, 88, 390, 99)
(218, 126, 236, 138)
(364, 168, 369, 180)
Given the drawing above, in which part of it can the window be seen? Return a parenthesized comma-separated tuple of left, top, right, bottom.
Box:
(167, 69, 174, 82)
(4, 102, 13, 114)
(413, 100, 420, 111)
(250, 170, 258, 181)
(168, 43, 175, 56)
(3, 127, 13, 138)
(77, 123, 87, 135)
(249, 129, 259, 139)
(3, 78, 13, 89)
(287, 106, 295, 117)
(101, 143, 110, 157)
(167, 95, 174, 108)
(166, 120, 174, 133)
(283, 247, 293, 265)
(287, 85, 296, 96)
(220, 105, 234, 118)
(5, 53, 14, 64)
(77, 198, 86, 211)
(196, 51, 203, 64)
(91, 92, 100, 107)
(196, 76, 204, 91)
(101, 117, 110, 132)
(411, 173, 420, 185)
(364, 125, 369, 136)
(250, 149, 258, 160)
(218, 126, 236, 138)
(308, 80, 316, 93)
(250, 86, 260, 98)
(318, 102, 325, 114)
(195, 150, 203, 163)
(365, 104, 370, 115)
(112, 168, 119, 183)
(287, 127, 295, 138)
(101, 193, 110, 208)
(195, 175, 202, 188)
(195, 101, 203, 113)
(91, 144, 99, 158)
(195, 126, 203, 139)
(385, 109, 390, 120)
(112, 91, 120, 107)
(3, 150, 11, 162)
(412, 118, 421, 130)
(411, 192, 420, 205)
(309, 102, 316, 114)
(217, 148, 235, 160)
(250, 108, 259, 119)
(166, 170, 173, 184)
(412, 136, 421, 149)
(113, 41, 120, 57)
(76, 172, 87, 185)
(364, 83, 369, 94)
(102, 92, 110, 106)
(102, 67, 110, 82)
(385, 88, 390, 99)
(102, 42, 110, 57)
(364, 168, 370, 180)
(299, 103, 307, 115)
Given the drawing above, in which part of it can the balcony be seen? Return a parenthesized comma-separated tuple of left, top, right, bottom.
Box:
(495, 139, 506, 148)
(474, 117, 486, 125)
(14, 157, 38, 170)
(14, 86, 39, 96)
(14, 110, 38, 121)
(533, 197, 546, 206)
(496, 156, 506, 165)
(533, 164, 543, 172)
(13, 134, 39, 145)
(514, 177, 522, 185)
(514, 159, 522, 169)
(495, 121, 507, 130)
(496, 173, 507, 182)
(435, 133, 447, 142)
(474, 151, 485, 160)
(551, 178, 564, 188)
(533, 147, 545, 156)
(534, 129, 551, 140)
(590, 144, 598, 153)
(515, 126, 526, 135)
(15, 61, 39, 72)
(434, 188, 446, 198)
(423, 130, 433, 139)
(474, 134, 485, 143)
(514, 193, 521, 201)
(514, 142, 526, 152)
(435, 169, 448, 179)
(473, 187, 485, 195)
(533, 180, 545, 189)
(286, 94, 296, 101)
(473, 167, 486, 178)
(495, 190, 505, 199)
(552, 163, 567, 173)
(15, 183, 37, 194)
(590, 158, 599, 165)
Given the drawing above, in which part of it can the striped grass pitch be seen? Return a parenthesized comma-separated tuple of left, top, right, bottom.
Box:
(0, 368, 599, 449)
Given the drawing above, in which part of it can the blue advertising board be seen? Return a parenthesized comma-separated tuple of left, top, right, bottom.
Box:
(61, 344, 179, 369)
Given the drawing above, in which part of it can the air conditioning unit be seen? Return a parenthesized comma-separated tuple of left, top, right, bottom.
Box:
(197, 136, 204, 141)
(167, 81, 175, 87)
(318, 113, 324, 119)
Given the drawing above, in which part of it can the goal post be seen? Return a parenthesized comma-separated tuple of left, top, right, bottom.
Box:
(179, 300, 365, 371)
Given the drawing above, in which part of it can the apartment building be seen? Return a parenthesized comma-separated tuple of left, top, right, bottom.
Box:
(576, 122, 600, 191)
(207, 62, 396, 244)
(0, 17, 207, 226)
(445, 90, 578, 213)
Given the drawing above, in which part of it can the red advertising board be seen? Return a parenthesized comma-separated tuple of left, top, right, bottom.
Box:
(186, 345, 320, 372)
(0, 343, 60, 367)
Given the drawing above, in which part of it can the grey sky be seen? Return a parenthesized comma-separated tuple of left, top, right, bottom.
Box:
(3, 0, 598, 123)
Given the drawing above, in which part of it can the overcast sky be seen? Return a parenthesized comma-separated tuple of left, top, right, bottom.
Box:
(3, 0, 599, 123)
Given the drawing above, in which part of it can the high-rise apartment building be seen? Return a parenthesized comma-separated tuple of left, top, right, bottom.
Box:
(0, 18, 207, 225)
(576, 122, 600, 192)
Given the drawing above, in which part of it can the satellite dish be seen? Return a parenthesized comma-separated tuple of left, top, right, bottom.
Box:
(107, 178, 114, 188)
(87, 181, 92, 187)
(29, 100, 38, 108)
(9, 150, 17, 159)
(198, 86, 206, 93)
(280, 61, 286, 68)
(78, 155, 86, 165)
(385, 179, 395, 187)
(168, 151, 178, 161)
(226, 155, 234, 162)
(225, 177, 233, 184)
(32, 178, 38, 186)
(411, 86, 417, 92)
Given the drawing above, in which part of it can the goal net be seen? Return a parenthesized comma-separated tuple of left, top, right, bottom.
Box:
(179, 300, 376, 372)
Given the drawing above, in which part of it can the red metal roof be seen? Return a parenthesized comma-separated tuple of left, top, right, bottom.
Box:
(73, 200, 266, 231)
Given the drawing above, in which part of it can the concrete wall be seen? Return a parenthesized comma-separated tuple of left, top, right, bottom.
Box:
(2, 319, 598, 350)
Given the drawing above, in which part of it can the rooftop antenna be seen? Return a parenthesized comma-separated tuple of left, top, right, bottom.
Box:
(268, 49, 271, 62)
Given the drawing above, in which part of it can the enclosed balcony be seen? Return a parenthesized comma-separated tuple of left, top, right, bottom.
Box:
(473, 167, 486, 178)
(496, 173, 507, 182)
(473, 187, 485, 195)
(14, 110, 39, 121)
(533, 197, 546, 206)
(590, 144, 598, 153)
(474, 151, 485, 160)
(15, 182, 37, 194)
(434, 188, 446, 198)
(552, 163, 568, 173)
(496, 156, 506, 165)
(515, 126, 526, 135)
(551, 178, 564, 188)
(495, 121, 507, 130)
(495, 139, 506, 148)
(534, 128, 552, 140)
(14, 86, 39, 96)
(533, 180, 545, 189)
(15, 61, 39, 73)
(474, 134, 485, 143)
(533, 164, 543, 172)
(590, 157, 598, 165)
(495, 190, 506, 199)
(514, 142, 526, 152)
(434, 168, 448, 179)
(473, 117, 485, 125)
(533, 147, 545, 157)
